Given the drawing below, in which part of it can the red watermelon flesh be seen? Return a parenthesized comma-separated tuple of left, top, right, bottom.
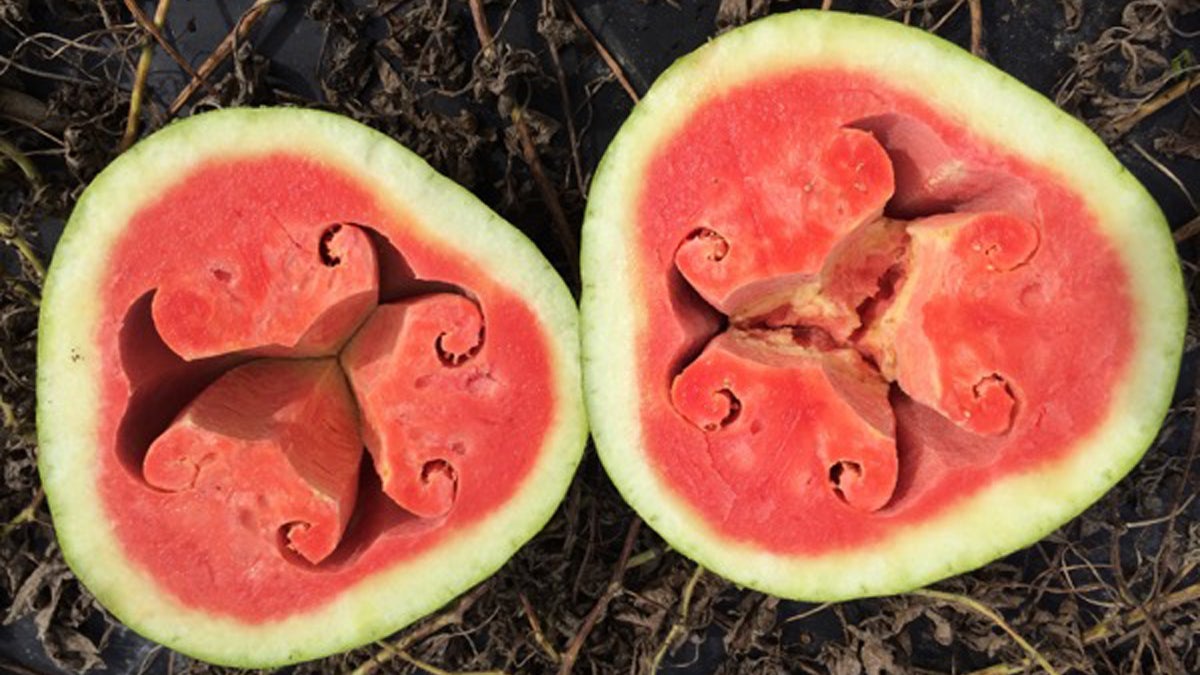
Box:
(635, 69, 1133, 553)
(97, 153, 555, 620)
(340, 295, 490, 519)
(674, 127, 895, 314)
(151, 221, 379, 360)
(671, 333, 897, 513)
(143, 359, 362, 564)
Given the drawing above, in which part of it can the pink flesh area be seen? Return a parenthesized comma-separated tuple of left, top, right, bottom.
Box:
(671, 333, 897, 513)
(862, 212, 1038, 436)
(340, 295, 490, 519)
(635, 70, 1134, 554)
(97, 154, 555, 621)
(674, 127, 894, 313)
(143, 359, 361, 564)
(152, 218, 378, 361)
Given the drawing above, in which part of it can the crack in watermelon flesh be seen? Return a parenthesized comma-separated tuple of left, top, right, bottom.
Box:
(97, 154, 555, 621)
(636, 70, 1133, 554)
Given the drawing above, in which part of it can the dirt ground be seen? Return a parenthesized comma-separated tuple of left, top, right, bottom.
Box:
(1, 1, 1198, 673)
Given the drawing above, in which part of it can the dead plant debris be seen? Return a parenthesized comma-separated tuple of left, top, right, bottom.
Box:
(1, 1, 1198, 674)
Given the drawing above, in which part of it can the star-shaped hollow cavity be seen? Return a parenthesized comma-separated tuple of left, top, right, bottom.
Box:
(669, 126, 1040, 513)
(137, 222, 495, 565)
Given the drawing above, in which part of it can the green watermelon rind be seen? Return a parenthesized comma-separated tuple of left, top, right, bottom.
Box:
(37, 108, 587, 666)
(581, 10, 1185, 601)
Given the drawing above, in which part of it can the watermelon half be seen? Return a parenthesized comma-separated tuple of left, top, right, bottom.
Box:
(581, 11, 1185, 600)
(37, 108, 586, 665)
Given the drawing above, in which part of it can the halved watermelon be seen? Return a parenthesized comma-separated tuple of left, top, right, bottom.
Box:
(581, 11, 1185, 600)
(37, 108, 586, 665)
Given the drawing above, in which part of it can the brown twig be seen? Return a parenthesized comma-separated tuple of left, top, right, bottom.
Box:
(395, 651, 507, 675)
(571, 499, 597, 601)
(561, 0, 640, 102)
(519, 591, 560, 663)
(121, 0, 172, 151)
(167, 0, 277, 117)
(929, 0, 967, 34)
(466, 1, 580, 289)
(512, 107, 580, 288)
(1112, 73, 1200, 139)
(348, 584, 490, 675)
(912, 588, 1061, 675)
(1131, 141, 1198, 215)
(974, 581, 1200, 672)
(967, 0, 984, 57)
(542, 16, 587, 197)
(1173, 215, 1200, 242)
(820, 0, 833, 9)
(557, 518, 642, 675)
(649, 564, 705, 671)
(1081, 552, 1200, 637)
(469, 0, 495, 54)
(121, 0, 206, 85)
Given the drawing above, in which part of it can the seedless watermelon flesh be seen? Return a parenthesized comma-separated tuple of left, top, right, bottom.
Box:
(143, 359, 362, 564)
(38, 109, 586, 666)
(152, 221, 379, 360)
(582, 11, 1184, 601)
(341, 294, 490, 519)
(671, 334, 897, 512)
(674, 127, 895, 314)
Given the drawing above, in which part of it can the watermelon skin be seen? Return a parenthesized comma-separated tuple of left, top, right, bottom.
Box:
(581, 11, 1185, 601)
(37, 108, 587, 666)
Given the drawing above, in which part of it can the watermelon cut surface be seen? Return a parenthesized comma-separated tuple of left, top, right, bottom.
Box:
(37, 108, 586, 665)
(581, 11, 1185, 600)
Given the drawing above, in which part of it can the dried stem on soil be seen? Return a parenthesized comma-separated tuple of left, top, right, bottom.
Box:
(556, 517, 642, 675)
(562, 0, 640, 102)
(348, 583, 490, 675)
(519, 591, 560, 662)
(469, 0, 496, 54)
(167, 0, 277, 117)
(1112, 73, 1200, 139)
(649, 564, 705, 671)
(467, 0, 580, 289)
(911, 588, 1062, 675)
(542, 23, 587, 196)
(120, 0, 206, 88)
(397, 650, 508, 675)
(967, 0, 984, 57)
(512, 107, 580, 286)
(0, 217, 46, 279)
(120, 0, 172, 152)
(1174, 215, 1200, 242)
(1131, 141, 1198, 215)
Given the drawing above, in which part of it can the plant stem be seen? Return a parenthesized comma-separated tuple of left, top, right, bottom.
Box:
(557, 518, 642, 675)
(911, 588, 1060, 675)
(121, 0, 172, 152)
